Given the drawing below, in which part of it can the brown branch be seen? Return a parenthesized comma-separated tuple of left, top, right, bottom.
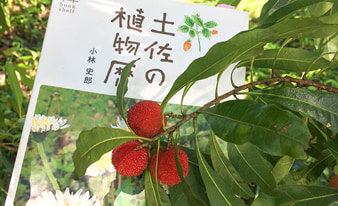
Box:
(0, 143, 18, 152)
(151, 77, 338, 142)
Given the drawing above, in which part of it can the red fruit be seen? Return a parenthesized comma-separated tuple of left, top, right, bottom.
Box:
(111, 140, 148, 177)
(329, 175, 338, 188)
(127, 100, 167, 138)
(183, 41, 191, 51)
(211, 29, 218, 35)
(150, 146, 189, 186)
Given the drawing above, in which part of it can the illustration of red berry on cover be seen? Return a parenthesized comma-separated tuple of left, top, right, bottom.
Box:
(178, 14, 218, 52)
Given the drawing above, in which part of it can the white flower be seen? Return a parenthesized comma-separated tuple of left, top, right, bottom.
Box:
(110, 116, 129, 131)
(28, 188, 99, 206)
(31, 114, 69, 133)
(85, 151, 115, 176)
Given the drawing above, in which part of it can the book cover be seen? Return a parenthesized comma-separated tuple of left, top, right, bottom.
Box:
(6, 0, 248, 205)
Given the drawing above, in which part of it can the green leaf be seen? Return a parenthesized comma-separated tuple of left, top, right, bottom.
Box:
(270, 15, 338, 39)
(196, 139, 245, 205)
(209, 131, 253, 198)
(192, 15, 204, 28)
(116, 58, 139, 125)
(161, 28, 277, 113)
(216, 0, 241, 7)
(177, 25, 189, 33)
(184, 15, 194, 27)
(170, 162, 210, 205)
(239, 48, 331, 72)
(144, 168, 171, 206)
(272, 156, 294, 184)
(284, 151, 336, 184)
(248, 87, 338, 133)
(308, 2, 334, 17)
(173, 145, 208, 206)
(251, 192, 276, 206)
(202, 28, 211, 39)
(275, 185, 338, 205)
(5, 62, 23, 117)
(72, 127, 148, 179)
(227, 143, 277, 196)
(189, 29, 196, 39)
(325, 139, 338, 161)
(259, 0, 337, 27)
(0, 1, 10, 33)
(204, 21, 217, 29)
(203, 100, 310, 158)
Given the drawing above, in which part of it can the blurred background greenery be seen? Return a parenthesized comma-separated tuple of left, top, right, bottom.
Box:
(0, 0, 337, 204)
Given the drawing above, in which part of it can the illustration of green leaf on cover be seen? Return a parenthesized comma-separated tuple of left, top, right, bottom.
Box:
(178, 14, 218, 52)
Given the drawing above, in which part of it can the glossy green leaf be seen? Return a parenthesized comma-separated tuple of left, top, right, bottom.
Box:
(248, 87, 338, 133)
(72, 127, 148, 179)
(275, 185, 338, 205)
(270, 15, 338, 39)
(272, 156, 294, 184)
(116, 58, 139, 125)
(145, 168, 171, 206)
(325, 139, 338, 161)
(239, 48, 330, 72)
(209, 131, 253, 198)
(196, 140, 245, 205)
(172, 145, 207, 206)
(161, 28, 277, 113)
(203, 100, 310, 158)
(170, 162, 209, 206)
(228, 143, 277, 196)
(259, 0, 336, 27)
(284, 151, 336, 184)
(308, 2, 334, 17)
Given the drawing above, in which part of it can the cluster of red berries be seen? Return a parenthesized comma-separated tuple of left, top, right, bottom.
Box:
(111, 100, 189, 185)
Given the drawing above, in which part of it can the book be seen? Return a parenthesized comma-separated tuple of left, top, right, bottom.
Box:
(5, 0, 248, 205)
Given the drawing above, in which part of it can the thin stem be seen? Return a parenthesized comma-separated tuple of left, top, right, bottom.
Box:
(37, 142, 60, 191)
(154, 77, 338, 142)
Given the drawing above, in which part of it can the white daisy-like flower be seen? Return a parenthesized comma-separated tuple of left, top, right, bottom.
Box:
(85, 151, 115, 176)
(27, 188, 99, 206)
(31, 114, 70, 133)
(110, 116, 129, 131)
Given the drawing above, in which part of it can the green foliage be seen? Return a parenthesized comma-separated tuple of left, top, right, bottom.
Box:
(1, 0, 337, 205)
(73, 0, 338, 205)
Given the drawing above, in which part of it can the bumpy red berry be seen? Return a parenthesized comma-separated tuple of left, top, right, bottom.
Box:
(150, 146, 189, 185)
(111, 140, 148, 177)
(127, 100, 167, 138)
(329, 175, 338, 188)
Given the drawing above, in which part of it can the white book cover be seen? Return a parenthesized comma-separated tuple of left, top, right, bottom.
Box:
(6, 0, 248, 205)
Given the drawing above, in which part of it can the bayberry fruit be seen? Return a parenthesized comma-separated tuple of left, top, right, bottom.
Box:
(150, 146, 189, 185)
(183, 41, 191, 51)
(127, 100, 167, 138)
(111, 140, 148, 177)
(329, 175, 338, 188)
